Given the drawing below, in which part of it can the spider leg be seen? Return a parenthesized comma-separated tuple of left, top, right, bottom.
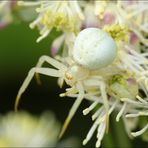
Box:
(35, 55, 67, 84)
(59, 82, 84, 138)
(83, 78, 109, 132)
(15, 67, 61, 112)
(98, 82, 109, 133)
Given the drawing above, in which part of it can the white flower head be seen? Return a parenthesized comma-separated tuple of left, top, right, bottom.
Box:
(116, 1, 148, 47)
(14, 1, 148, 145)
(18, 0, 84, 43)
(94, 1, 148, 51)
(0, 111, 60, 147)
(0, 1, 15, 29)
(82, 3, 99, 29)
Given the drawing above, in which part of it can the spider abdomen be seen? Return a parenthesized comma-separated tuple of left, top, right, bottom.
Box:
(73, 28, 117, 70)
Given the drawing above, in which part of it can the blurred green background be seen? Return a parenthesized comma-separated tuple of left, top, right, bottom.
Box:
(0, 21, 147, 148)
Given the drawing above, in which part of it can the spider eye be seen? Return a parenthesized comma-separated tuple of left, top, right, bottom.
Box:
(65, 73, 73, 80)
(73, 28, 117, 70)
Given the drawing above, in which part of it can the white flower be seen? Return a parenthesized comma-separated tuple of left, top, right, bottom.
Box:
(116, 1, 148, 47)
(0, 111, 60, 147)
(0, 1, 14, 28)
(122, 92, 148, 137)
(14, 22, 148, 147)
(18, 0, 84, 42)
(94, 1, 148, 49)
(82, 3, 99, 29)
(14, 1, 148, 146)
(81, 73, 139, 147)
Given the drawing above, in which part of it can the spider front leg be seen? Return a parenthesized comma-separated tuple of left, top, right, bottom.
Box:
(59, 81, 85, 138)
(99, 82, 109, 132)
(35, 55, 67, 84)
(15, 67, 62, 112)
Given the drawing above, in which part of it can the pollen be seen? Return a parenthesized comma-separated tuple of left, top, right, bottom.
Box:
(40, 11, 77, 32)
(103, 24, 129, 42)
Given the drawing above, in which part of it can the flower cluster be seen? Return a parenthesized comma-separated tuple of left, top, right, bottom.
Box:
(0, 111, 60, 147)
(12, 0, 148, 147)
(18, 0, 84, 43)
(0, 1, 15, 29)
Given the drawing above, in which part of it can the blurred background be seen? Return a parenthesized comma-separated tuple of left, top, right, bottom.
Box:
(0, 16, 147, 148)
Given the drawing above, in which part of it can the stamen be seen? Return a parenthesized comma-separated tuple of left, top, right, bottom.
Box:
(131, 29, 148, 46)
(92, 106, 104, 121)
(116, 102, 127, 122)
(83, 119, 98, 145)
(29, 17, 42, 29)
(36, 30, 50, 43)
(96, 101, 118, 124)
(97, 121, 106, 139)
(18, 1, 43, 6)
(121, 98, 146, 107)
(126, 111, 148, 118)
(71, 1, 84, 20)
(127, 5, 148, 19)
(83, 100, 99, 115)
(96, 122, 106, 148)
(131, 124, 148, 137)
(122, 116, 132, 138)
(136, 95, 148, 104)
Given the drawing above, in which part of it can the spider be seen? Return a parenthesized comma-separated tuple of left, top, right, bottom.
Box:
(15, 28, 117, 137)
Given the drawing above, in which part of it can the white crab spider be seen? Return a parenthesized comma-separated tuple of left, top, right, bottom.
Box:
(15, 28, 117, 138)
